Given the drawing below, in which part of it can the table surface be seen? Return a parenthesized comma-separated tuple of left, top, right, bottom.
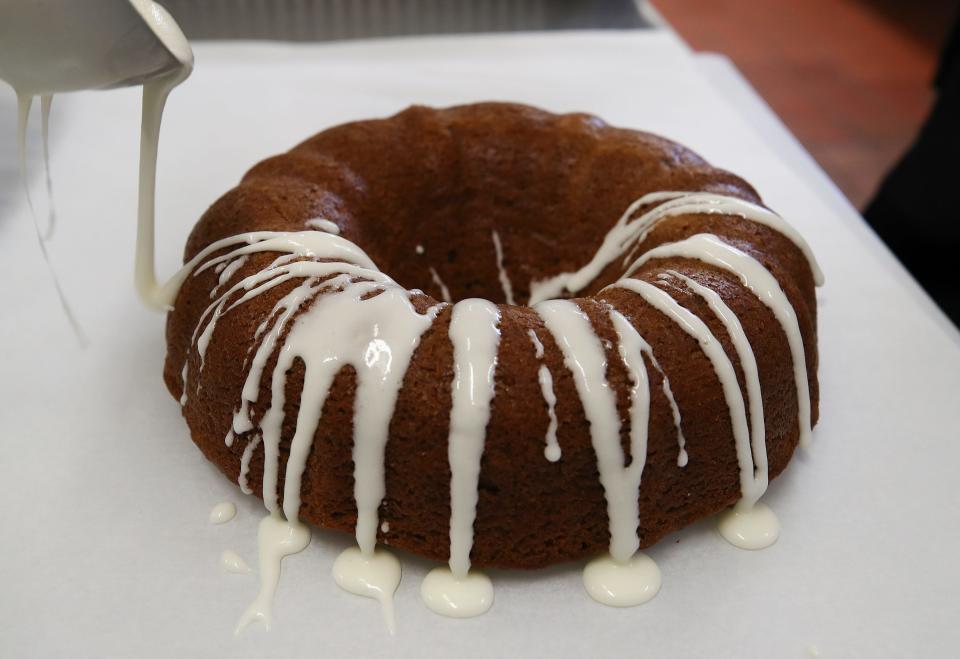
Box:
(1, 29, 959, 659)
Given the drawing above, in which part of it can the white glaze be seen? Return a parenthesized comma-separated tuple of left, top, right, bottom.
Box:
(527, 328, 560, 461)
(583, 552, 661, 607)
(235, 514, 310, 634)
(535, 300, 645, 562)
(175, 230, 437, 559)
(446, 299, 501, 578)
(528, 191, 823, 304)
(428, 266, 452, 303)
(238, 435, 261, 495)
(609, 307, 653, 472)
(625, 233, 813, 448)
(210, 254, 248, 298)
(333, 546, 402, 634)
(415, 244, 424, 255)
(221, 550, 252, 574)
(609, 278, 765, 508)
(662, 269, 768, 494)
(221, 261, 438, 553)
(491, 229, 516, 305)
(380, 521, 390, 534)
(717, 501, 780, 550)
(208, 501, 237, 525)
(537, 365, 561, 462)
(174, 225, 454, 631)
(305, 217, 340, 234)
(421, 567, 494, 618)
(635, 329, 688, 467)
(527, 328, 545, 359)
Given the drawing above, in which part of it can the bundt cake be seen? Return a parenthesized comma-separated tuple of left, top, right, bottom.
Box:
(162, 102, 821, 614)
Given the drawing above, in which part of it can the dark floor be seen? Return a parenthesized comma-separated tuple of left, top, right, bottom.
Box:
(656, 0, 958, 210)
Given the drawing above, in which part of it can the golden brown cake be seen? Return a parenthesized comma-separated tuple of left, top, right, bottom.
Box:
(163, 102, 821, 573)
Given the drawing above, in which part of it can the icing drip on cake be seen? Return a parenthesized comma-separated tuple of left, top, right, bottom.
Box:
(420, 299, 501, 618)
(178, 230, 442, 631)
(305, 217, 340, 234)
(609, 278, 766, 509)
(528, 329, 560, 461)
(491, 229, 516, 305)
(446, 298, 501, 578)
(625, 233, 813, 449)
(428, 266, 452, 303)
(527, 329, 545, 359)
(535, 301, 655, 567)
(528, 191, 824, 304)
(659, 269, 767, 481)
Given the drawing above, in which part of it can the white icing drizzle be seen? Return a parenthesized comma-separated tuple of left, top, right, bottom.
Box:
(428, 266, 452, 303)
(174, 228, 446, 631)
(209, 254, 248, 298)
(527, 328, 560, 461)
(238, 435, 261, 495)
(332, 547, 401, 634)
(179, 362, 189, 406)
(380, 521, 390, 534)
(609, 308, 652, 476)
(208, 501, 237, 525)
(221, 550, 252, 574)
(305, 217, 341, 234)
(527, 328, 545, 359)
(717, 501, 780, 550)
(661, 269, 768, 495)
(491, 229, 516, 305)
(608, 279, 764, 509)
(418, 299, 500, 618)
(209, 255, 439, 553)
(528, 191, 824, 305)
(537, 365, 561, 462)
(415, 244, 424, 255)
(421, 567, 494, 618)
(624, 233, 813, 449)
(235, 514, 311, 634)
(445, 299, 501, 579)
(582, 552, 661, 607)
(535, 300, 646, 563)
(640, 335, 687, 467)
